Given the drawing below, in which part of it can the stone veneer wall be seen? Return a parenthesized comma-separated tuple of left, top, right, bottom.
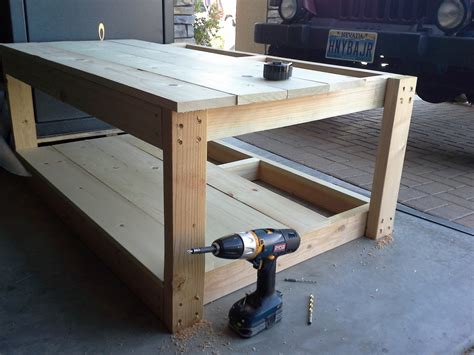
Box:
(174, 0, 196, 42)
(267, 1, 282, 24)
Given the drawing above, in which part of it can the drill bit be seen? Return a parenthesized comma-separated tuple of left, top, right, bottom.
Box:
(284, 278, 317, 284)
(308, 294, 315, 325)
(186, 245, 217, 254)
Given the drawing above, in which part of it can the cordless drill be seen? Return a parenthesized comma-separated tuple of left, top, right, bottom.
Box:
(187, 228, 300, 338)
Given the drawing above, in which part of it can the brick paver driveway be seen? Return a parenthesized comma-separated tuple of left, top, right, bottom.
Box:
(239, 101, 474, 229)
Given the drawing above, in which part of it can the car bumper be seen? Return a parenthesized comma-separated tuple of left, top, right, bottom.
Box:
(255, 23, 474, 68)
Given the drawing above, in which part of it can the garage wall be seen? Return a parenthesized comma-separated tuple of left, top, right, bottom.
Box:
(267, 1, 282, 24)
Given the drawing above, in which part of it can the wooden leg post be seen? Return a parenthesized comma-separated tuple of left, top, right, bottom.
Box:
(5, 74, 37, 150)
(366, 77, 417, 239)
(162, 109, 208, 332)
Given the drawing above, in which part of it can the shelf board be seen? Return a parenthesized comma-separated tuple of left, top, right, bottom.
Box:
(18, 135, 368, 304)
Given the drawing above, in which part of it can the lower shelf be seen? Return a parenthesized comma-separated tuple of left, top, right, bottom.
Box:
(18, 134, 369, 310)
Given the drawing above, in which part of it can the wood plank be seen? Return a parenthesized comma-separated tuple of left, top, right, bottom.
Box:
(2, 55, 164, 148)
(366, 77, 417, 239)
(185, 44, 261, 57)
(204, 204, 368, 303)
(112, 40, 381, 85)
(111, 40, 366, 95)
(117, 40, 355, 82)
(259, 161, 367, 213)
(49, 41, 288, 104)
(265, 55, 385, 78)
(19, 137, 368, 311)
(207, 166, 328, 235)
(18, 147, 167, 280)
(206, 77, 388, 140)
(18, 151, 165, 321)
(0, 43, 236, 112)
(51, 41, 330, 102)
(37, 128, 122, 144)
(122, 134, 328, 236)
(161, 110, 208, 332)
(5, 75, 37, 149)
(210, 140, 367, 213)
(208, 140, 251, 163)
(54, 135, 284, 271)
(219, 158, 260, 180)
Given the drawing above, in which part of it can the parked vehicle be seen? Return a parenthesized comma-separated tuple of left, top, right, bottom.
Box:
(255, 0, 474, 103)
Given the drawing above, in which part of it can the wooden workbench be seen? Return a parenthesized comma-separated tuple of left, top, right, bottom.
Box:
(0, 40, 416, 333)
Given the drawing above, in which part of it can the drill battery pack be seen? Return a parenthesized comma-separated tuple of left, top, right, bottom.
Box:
(228, 290, 283, 338)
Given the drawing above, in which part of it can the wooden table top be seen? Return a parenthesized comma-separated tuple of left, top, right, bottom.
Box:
(0, 40, 381, 112)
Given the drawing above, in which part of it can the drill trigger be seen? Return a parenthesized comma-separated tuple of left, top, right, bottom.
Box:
(252, 259, 263, 270)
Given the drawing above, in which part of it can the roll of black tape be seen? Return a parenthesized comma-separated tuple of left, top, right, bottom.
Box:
(263, 61, 293, 81)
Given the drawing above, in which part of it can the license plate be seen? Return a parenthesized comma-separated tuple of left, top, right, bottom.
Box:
(325, 30, 378, 63)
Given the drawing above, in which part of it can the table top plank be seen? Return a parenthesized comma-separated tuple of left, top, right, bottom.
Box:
(0, 42, 236, 112)
(108, 40, 335, 98)
(114, 39, 367, 91)
(50, 41, 331, 103)
(0, 40, 386, 112)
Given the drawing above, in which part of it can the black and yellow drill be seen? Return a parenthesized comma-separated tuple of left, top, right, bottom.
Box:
(187, 228, 300, 338)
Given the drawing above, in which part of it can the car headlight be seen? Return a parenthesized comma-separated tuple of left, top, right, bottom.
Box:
(436, 0, 470, 33)
(279, 0, 305, 22)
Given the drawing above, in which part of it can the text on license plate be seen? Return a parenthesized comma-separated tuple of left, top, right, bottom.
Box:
(325, 30, 378, 63)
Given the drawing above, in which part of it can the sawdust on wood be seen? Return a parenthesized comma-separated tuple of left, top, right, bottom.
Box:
(375, 234, 394, 249)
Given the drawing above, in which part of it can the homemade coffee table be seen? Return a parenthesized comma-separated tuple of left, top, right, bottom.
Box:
(0, 40, 416, 332)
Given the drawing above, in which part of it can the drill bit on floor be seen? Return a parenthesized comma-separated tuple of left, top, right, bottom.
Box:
(308, 294, 315, 325)
(284, 277, 317, 284)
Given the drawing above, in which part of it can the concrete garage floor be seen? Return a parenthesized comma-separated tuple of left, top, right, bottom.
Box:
(0, 168, 473, 354)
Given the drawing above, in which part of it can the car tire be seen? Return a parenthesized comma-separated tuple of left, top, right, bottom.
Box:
(417, 82, 457, 104)
(467, 93, 474, 104)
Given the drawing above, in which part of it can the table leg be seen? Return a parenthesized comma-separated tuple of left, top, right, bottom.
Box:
(5, 74, 37, 150)
(366, 77, 417, 239)
(162, 109, 208, 332)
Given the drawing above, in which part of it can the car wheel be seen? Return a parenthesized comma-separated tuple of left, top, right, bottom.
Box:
(467, 93, 474, 104)
(417, 82, 456, 104)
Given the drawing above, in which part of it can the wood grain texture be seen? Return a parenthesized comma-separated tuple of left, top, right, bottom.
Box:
(265, 55, 385, 78)
(3, 52, 164, 148)
(208, 141, 251, 163)
(0, 43, 236, 112)
(207, 164, 327, 235)
(18, 135, 371, 327)
(366, 77, 417, 239)
(119, 134, 325, 235)
(0, 41, 390, 113)
(50, 41, 332, 103)
(204, 205, 368, 303)
(17, 151, 165, 320)
(5, 75, 37, 149)
(206, 78, 388, 140)
(36, 128, 122, 145)
(259, 161, 368, 213)
(219, 158, 260, 180)
(110, 40, 369, 97)
(54, 135, 282, 273)
(49, 41, 289, 104)
(210, 140, 368, 213)
(185, 44, 261, 57)
(161, 110, 208, 332)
